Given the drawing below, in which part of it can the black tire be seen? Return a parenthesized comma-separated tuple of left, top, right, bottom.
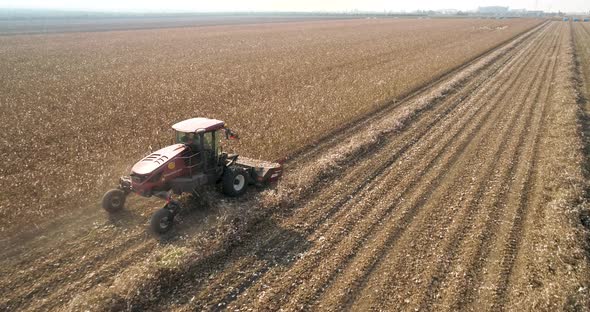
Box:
(150, 208, 174, 234)
(222, 167, 248, 197)
(102, 189, 126, 213)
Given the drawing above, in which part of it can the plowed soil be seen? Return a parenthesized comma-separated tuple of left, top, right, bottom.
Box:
(1, 21, 589, 311)
(0, 18, 540, 234)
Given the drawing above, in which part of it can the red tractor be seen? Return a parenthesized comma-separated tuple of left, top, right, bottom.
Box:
(101, 118, 282, 233)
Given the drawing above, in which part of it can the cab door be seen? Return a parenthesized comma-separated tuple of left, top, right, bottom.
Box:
(202, 131, 220, 174)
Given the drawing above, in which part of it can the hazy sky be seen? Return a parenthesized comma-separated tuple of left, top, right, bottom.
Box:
(0, 0, 588, 13)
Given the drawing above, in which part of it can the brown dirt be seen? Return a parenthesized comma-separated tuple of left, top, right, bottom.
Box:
(0, 18, 540, 235)
(1, 20, 589, 312)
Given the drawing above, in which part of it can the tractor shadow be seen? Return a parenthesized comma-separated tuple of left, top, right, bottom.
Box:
(216, 217, 312, 306)
(106, 207, 147, 228)
(153, 187, 231, 242)
(152, 216, 312, 307)
(139, 184, 313, 307)
(105, 187, 228, 241)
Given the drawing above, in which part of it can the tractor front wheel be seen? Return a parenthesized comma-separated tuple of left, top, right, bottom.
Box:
(150, 208, 174, 234)
(102, 189, 126, 213)
(222, 167, 248, 197)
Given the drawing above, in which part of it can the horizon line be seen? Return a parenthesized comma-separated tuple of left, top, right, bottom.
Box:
(1, 7, 587, 15)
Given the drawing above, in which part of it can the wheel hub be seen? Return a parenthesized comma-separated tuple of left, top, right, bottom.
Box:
(233, 175, 245, 191)
(160, 217, 169, 228)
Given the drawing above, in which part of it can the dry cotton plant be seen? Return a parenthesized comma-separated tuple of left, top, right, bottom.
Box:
(0, 18, 540, 234)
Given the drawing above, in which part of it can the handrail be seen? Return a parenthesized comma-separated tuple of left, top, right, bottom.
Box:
(177, 152, 203, 176)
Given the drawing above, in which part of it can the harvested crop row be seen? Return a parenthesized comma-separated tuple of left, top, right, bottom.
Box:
(0, 20, 546, 311)
(5, 19, 588, 312)
(0, 18, 540, 234)
(95, 21, 589, 311)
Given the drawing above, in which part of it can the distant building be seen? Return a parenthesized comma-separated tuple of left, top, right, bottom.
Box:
(438, 9, 459, 15)
(477, 7, 544, 17)
(478, 6, 509, 14)
(527, 10, 544, 17)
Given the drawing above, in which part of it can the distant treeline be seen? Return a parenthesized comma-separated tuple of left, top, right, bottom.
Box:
(0, 9, 435, 21)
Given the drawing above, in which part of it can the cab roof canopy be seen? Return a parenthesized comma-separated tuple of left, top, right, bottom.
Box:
(172, 118, 225, 133)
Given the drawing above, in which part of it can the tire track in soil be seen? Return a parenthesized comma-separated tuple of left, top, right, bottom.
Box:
(0, 195, 161, 273)
(213, 25, 552, 312)
(414, 22, 562, 311)
(308, 22, 560, 312)
(275, 22, 546, 231)
(141, 24, 556, 312)
(490, 23, 563, 310)
(278, 22, 549, 238)
(446, 23, 563, 311)
(198, 64, 504, 310)
(0, 196, 214, 311)
(0, 22, 549, 312)
(246, 23, 553, 312)
(578, 21, 590, 38)
(13, 197, 225, 310)
(151, 22, 552, 310)
(122, 25, 552, 312)
(0, 210, 105, 261)
(477, 23, 563, 310)
(177, 38, 534, 310)
(134, 63, 477, 311)
(25, 241, 156, 311)
(284, 22, 547, 170)
(3, 222, 142, 291)
(2, 230, 155, 310)
(0, 200, 158, 309)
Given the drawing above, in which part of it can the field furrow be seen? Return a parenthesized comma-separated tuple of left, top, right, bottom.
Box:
(159, 21, 587, 312)
(137, 23, 553, 311)
(317, 23, 562, 312)
(368, 23, 562, 312)
(434, 23, 563, 312)
(2, 18, 589, 312)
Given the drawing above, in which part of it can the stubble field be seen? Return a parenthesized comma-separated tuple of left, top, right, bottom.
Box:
(0, 18, 539, 233)
(1, 17, 589, 311)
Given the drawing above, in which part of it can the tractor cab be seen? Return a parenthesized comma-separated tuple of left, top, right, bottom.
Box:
(103, 117, 282, 234)
(172, 118, 226, 172)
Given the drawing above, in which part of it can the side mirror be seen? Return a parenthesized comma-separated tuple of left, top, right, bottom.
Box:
(224, 127, 239, 140)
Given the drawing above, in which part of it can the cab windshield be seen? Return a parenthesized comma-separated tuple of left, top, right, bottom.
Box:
(175, 131, 201, 147)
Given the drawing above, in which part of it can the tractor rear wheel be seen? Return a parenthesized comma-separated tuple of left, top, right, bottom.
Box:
(102, 189, 126, 213)
(222, 167, 248, 197)
(151, 208, 174, 234)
